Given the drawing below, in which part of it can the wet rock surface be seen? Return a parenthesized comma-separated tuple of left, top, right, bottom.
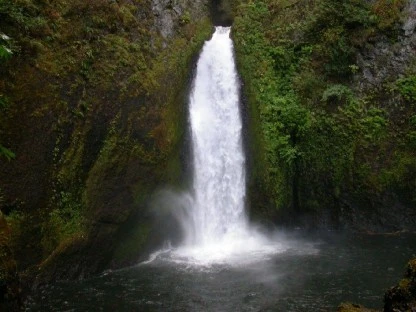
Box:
(403, 1, 416, 36)
(338, 258, 416, 312)
(152, 0, 209, 39)
(384, 258, 416, 312)
(355, 3, 416, 93)
(338, 302, 378, 312)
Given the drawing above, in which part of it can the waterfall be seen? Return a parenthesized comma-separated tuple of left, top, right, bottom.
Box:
(148, 27, 287, 266)
(168, 26, 283, 265)
(187, 26, 247, 246)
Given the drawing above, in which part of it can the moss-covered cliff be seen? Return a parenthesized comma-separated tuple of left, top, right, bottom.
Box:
(0, 0, 212, 303)
(233, 0, 416, 231)
(1, 0, 416, 308)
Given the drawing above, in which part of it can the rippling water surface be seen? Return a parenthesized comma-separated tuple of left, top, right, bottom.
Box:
(27, 232, 416, 311)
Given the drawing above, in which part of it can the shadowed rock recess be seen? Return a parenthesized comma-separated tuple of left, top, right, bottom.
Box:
(211, 0, 234, 26)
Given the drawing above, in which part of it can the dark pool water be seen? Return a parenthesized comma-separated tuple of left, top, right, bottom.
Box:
(26, 232, 416, 312)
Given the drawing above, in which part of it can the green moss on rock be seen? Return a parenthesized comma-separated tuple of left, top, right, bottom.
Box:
(0, 0, 212, 282)
(111, 221, 151, 267)
(384, 258, 416, 312)
(337, 302, 378, 312)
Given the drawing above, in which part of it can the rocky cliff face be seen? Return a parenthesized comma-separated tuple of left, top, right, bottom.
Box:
(338, 2, 416, 232)
(355, 2, 416, 92)
(0, 0, 211, 300)
(153, 0, 209, 38)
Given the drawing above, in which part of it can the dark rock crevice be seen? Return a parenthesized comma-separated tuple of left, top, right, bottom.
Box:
(210, 0, 234, 26)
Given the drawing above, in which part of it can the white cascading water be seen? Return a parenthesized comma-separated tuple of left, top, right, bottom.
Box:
(188, 26, 247, 245)
(165, 27, 286, 266)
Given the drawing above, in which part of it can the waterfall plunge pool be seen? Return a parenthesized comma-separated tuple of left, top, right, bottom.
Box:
(27, 231, 416, 311)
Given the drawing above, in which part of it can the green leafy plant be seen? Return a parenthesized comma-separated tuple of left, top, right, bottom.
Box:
(0, 32, 14, 161)
(321, 84, 354, 106)
(0, 33, 12, 60)
(180, 11, 191, 25)
(0, 145, 15, 161)
(372, 0, 406, 31)
(395, 75, 416, 101)
(41, 191, 84, 254)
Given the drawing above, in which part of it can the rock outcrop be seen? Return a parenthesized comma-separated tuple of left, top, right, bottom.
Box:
(153, 0, 208, 39)
(355, 2, 416, 93)
(337, 303, 378, 312)
(384, 258, 416, 312)
(338, 258, 416, 312)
